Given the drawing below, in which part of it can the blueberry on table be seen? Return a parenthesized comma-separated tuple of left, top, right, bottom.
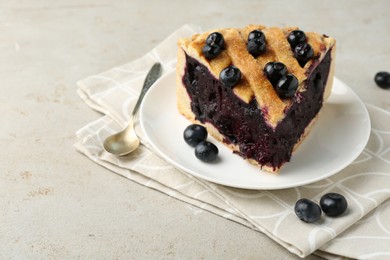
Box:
(275, 74, 299, 98)
(264, 62, 288, 85)
(294, 198, 322, 223)
(287, 30, 307, 47)
(220, 66, 242, 88)
(320, 193, 348, 217)
(374, 71, 390, 89)
(195, 141, 219, 162)
(183, 124, 208, 147)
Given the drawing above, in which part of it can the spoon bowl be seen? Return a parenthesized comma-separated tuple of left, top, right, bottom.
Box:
(103, 63, 162, 156)
(103, 120, 140, 156)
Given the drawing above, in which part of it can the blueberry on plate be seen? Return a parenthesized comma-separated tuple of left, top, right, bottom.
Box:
(295, 198, 322, 223)
(287, 30, 307, 47)
(195, 141, 219, 162)
(183, 124, 208, 147)
(374, 71, 390, 89)
(264, 62, 288, 85)
(220, 66, 242, 88)
(275, 74, 298, 98)
(320, 193, 348, 217)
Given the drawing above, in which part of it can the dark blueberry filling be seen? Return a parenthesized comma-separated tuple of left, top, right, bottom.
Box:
(182, 50, 332, 170)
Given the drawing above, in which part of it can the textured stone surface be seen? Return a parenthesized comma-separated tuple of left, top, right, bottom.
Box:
(0, 0, 389, 259)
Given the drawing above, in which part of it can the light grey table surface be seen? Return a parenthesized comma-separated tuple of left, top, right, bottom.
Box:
(1, 0, 389, 259)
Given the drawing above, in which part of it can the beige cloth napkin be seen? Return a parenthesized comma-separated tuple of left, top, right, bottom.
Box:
(75, 24, 390, 259)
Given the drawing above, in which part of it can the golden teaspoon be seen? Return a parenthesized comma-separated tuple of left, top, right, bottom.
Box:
(103, 62, 162, 156)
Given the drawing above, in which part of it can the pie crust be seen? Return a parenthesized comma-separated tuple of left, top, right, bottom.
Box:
(176, 25, 336, 172)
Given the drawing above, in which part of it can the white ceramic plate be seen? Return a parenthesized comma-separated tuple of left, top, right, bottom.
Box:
(140, 71, 371, 190)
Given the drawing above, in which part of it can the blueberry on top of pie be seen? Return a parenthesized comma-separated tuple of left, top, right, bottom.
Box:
(176, 25, 336, 173)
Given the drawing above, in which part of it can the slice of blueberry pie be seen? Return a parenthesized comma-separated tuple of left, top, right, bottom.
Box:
(176, 25, 336, 172)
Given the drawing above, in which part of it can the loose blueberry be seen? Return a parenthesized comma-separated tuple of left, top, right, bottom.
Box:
(320, 193, 348, 217)
(195, 141, 219, 162)
(202, 44, 222, 59)
(275, 74, 299, 98)
(183, 124, 208, 147)
(295, 198, 322, 223)
(247, 38, 266, 57)
(294, 42, 314, 67)
(206, 32, 225, 48)
(220, 66, 242, 88)
(264, 62, 288, 85)
(248, 30, 265, 42)
(374, 71, 390, 89)
(287, 30, 307, 47)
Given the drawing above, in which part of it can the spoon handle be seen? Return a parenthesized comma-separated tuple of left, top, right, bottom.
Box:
(132, 62, 162, 116)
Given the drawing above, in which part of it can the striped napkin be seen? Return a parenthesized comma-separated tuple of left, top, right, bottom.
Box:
(75, 24, 390, 259)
